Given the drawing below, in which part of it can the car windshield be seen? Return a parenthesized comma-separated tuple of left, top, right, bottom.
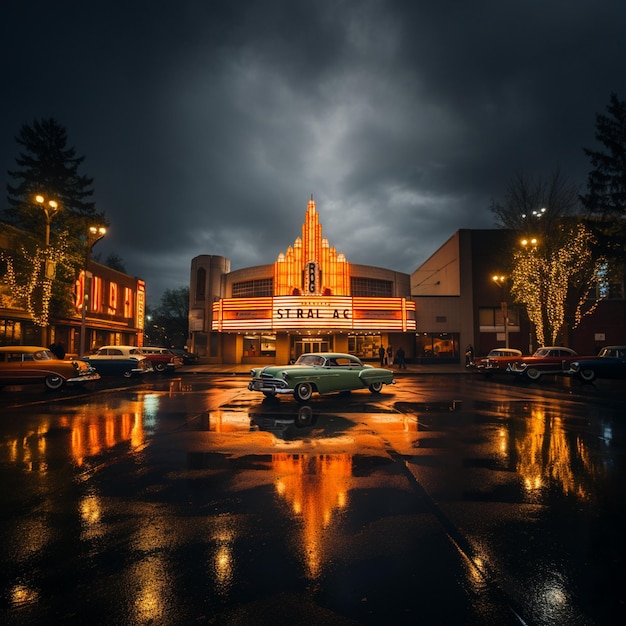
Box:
(488, 350, 515, 357)
(599, 347, 624, 358)
(295, 355, 325, 366)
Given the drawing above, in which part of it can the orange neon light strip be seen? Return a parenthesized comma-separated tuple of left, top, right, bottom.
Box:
(212, 296, 416, 331)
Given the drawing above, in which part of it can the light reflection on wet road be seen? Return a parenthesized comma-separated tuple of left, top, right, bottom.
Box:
(0, 374, 624, 624)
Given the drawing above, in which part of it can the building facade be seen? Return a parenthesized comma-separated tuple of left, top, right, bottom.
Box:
(410, 228, 625, 357)
(1, 220, 145, 354)
(190, 198, 418, 364)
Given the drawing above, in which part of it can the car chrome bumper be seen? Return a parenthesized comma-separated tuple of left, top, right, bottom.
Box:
(68, 372, 101, 383)
(248, 380, 294, 395)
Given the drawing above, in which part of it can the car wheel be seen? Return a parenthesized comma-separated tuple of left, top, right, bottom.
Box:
(579, 368, 596, 382)
(154, 362, 166, 373)
(526, 368, 541, 381)
(123, 370, 133, 379)
(294, 382, 313, 402)
(45, 374, 65, 390)
(262, 391, 277, 399)
(369, 381, 383, 393)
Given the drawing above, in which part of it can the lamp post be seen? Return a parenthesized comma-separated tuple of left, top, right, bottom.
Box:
(492, 274, 509, 348)
(520, 237, 539, 353)
(35, 194, 61, 248)
(35, 194, 61, 347)
(79, 225, 106, 356)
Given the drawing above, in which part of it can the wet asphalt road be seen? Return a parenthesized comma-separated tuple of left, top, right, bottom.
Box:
(0, 373, 625, 625)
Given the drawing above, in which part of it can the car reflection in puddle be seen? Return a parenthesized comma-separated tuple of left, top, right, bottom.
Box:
(249, 404, 356, 440)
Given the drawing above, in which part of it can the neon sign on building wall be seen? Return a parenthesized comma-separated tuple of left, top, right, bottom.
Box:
(212, 296, 416, 332)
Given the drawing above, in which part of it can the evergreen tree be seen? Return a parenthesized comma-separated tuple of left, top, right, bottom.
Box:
(3, 118, 107, 321)
(103, 253, 127, 273)
(5, 118, 105, 239)
(581, 93, 626, 260)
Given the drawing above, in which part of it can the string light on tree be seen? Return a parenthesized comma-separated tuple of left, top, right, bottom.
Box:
(510, 224, 605, 347)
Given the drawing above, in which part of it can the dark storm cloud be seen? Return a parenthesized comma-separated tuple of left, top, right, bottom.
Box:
(1, 0, 625, 303)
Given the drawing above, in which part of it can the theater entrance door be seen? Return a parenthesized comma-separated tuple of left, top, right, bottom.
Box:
(292, 337, 332, 359)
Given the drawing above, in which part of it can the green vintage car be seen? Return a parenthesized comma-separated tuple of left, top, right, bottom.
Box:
(248, 352, 395, 402)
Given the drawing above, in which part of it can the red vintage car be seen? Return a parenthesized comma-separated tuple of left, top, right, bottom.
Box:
(474, 348, 523, 376)
(139, 347, 184, 373)
(506, 346, 581, 381)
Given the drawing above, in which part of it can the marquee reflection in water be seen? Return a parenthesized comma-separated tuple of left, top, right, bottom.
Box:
(273, 453, 352, 579)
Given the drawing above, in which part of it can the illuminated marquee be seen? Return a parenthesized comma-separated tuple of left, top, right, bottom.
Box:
(274, 297, 353, 329)
(213, 296, 416, 331)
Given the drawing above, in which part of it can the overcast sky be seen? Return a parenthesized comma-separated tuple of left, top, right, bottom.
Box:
(1, 0, 625, 305)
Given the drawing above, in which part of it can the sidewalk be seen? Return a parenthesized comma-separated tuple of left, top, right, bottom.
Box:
(181, 360, 473, 376)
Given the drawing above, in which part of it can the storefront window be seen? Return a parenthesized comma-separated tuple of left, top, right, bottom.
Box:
(0, 319, 22, 345)
(260, 335, 276, 356)
(414, 332, 460, 363)
(244, 334, 275, 357)
(348, 335, 382, 361)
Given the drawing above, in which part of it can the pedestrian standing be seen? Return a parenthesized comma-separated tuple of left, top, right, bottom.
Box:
(465, 344, 474, 367)
(387, 344, 393, 366)
(379, 345, 386, 366)
(395, 346, 406, 369)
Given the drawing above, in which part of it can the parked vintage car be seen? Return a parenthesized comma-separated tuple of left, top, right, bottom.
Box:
(0, 345, 100, 391)
(139, 347, 183, 373)
(474, 348, 523, 376)
(506, 346, 580, 381)
(168, 348, 200, 364)
(248, 352, 395, 402)
(566, 346, 626, 382)
(80, 345, 153, 378)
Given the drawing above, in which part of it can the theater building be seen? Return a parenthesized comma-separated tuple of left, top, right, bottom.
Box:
(189, 198, 419, 364)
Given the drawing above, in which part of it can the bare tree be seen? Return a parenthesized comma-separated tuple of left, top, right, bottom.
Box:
(490, 168, 581, 238)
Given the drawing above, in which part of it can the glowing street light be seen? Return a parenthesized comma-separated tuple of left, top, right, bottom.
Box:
(35, 194, 61, 248)
(35, 194, 61, 347)
(521, 207, 547, 220)
(79, 225, 107, 356)
(491, 274, 509, 348)
(520, 237, 538, 248)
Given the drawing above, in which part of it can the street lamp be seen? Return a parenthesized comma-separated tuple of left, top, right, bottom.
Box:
(35, 194, 61, 248)
(79, 225, 107, 356)
(492, 274, 509, 348)
(520, 237, 539, 353)
(35, 194, 61, 347)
